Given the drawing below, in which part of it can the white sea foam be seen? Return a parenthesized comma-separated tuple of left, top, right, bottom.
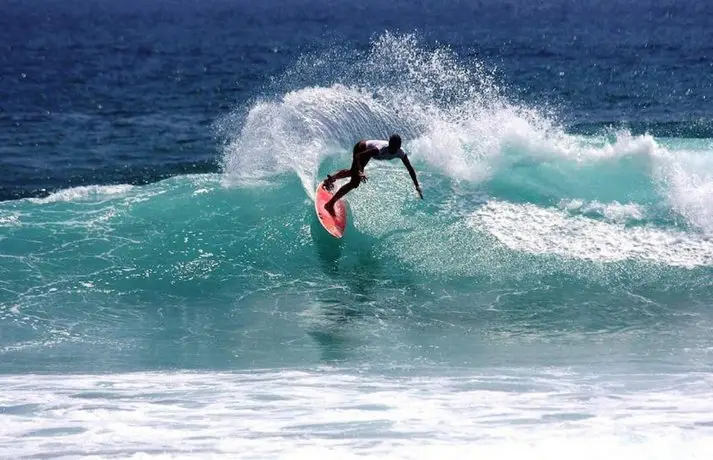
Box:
(0, 213, 21, 226)
(28, 184, 135, 204)
(559, 199, 646, 223)
(1, 369, 712, 459)
(471, 200, 713, 268)
(654, 147, 713, 234)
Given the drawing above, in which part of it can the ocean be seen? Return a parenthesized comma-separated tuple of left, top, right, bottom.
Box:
(2, 0, 713, 458)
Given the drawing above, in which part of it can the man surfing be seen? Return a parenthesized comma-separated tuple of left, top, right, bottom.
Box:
(322, 134, 423, 215)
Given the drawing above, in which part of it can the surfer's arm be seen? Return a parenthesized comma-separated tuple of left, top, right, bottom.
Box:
(401, 155, 423, 199)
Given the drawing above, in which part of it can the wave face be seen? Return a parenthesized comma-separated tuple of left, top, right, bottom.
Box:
(2, 33, 713, 376)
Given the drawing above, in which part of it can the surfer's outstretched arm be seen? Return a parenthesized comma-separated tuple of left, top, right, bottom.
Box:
(401, 156, 423, 199)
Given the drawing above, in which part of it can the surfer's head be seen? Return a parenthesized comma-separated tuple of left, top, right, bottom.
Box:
(388, 134, 402, 153)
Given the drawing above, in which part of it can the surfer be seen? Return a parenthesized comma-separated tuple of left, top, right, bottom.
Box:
(322, 134, 423, 215)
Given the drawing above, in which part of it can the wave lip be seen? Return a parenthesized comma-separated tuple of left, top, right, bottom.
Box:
(27, 185, 135, 204)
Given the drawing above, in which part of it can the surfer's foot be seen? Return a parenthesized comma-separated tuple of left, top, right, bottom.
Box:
(324, 201, 336, 216)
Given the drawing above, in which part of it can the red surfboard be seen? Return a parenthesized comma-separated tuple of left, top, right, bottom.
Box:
(315, 180, 347, 238)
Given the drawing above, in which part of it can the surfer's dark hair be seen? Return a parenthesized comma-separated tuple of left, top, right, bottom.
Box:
(389, 134, 402, 149)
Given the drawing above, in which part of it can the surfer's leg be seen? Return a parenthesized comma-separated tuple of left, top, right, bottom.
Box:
(326, 143, 372, 214)
(325, 178, 359, 215)
(324, 169, 351, 190)
(325, 141, 367, 190)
